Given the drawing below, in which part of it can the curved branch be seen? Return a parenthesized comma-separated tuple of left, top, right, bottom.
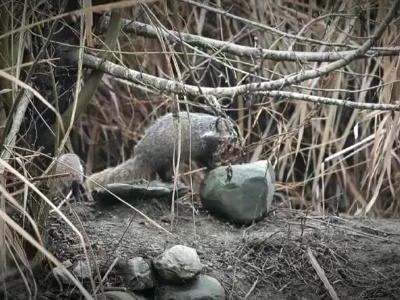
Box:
(76, 52, 400, 111)
(96, 18, 400, 62)
(77, 0, 400, 112)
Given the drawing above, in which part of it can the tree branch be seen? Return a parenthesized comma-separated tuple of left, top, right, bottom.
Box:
(260, 91, 400, 111)
(76, 0, 400, 112)
(96, 17, 400, 62)
(74, 52, 400, 111)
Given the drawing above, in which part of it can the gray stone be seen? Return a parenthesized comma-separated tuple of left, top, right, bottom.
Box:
(72, 260, 92, 279)
(95, 291, 147, 300)
(96, 180, 190, 205)
(117, 257, 155, 290)
(200, 160, 275, 225)
(153, 245, 203, 283)
(156, 275, 225, 300)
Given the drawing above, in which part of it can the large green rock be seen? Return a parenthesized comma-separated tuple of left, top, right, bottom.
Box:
(200, 160, 275, 225)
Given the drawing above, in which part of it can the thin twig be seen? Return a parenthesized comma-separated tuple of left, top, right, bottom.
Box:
(308, 247, 340, 300)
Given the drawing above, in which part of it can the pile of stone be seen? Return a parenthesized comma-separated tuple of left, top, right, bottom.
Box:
(53, 245, 225, 300)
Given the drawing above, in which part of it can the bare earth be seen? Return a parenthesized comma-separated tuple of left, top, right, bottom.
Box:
(8, 196, 400, 300)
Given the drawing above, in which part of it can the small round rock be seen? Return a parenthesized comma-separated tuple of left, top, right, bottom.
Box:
(153, 245, 203, 283)
(117, 257, 155, 291)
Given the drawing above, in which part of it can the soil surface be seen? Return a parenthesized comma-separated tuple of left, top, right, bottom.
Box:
(4, 195, 400, 300)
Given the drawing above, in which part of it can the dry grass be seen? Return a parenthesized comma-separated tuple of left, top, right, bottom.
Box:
(82, 0, 400, 217)
(221, 216, 400, 300)
(1, 0, 400, 298)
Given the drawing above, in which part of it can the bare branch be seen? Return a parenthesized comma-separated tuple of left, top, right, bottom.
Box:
(75, 0, 400, 112)
(96, 18, 400, 62)
(76, 52, 400, 111)
(259, 91, 400, 111)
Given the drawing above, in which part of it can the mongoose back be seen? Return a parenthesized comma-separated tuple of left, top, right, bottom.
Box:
(50, 153, 84, 199)
(87, 112, 238, 192)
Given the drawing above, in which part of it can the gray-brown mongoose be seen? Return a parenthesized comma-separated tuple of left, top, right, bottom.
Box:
(87, 112, 239, 192)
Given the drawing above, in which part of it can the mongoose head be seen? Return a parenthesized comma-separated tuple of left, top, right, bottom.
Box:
(214, 116, 239, 140)
(51, 153, 84, 199)
(199, 115, 238, 140)
(214, 116, 244, 152)
(203, 115, 244, 163)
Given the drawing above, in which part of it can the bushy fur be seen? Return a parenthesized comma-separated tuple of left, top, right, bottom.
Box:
(87, 112, 238, 192)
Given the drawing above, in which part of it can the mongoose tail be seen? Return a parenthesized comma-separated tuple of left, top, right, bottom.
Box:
(86, 156, 151, 192)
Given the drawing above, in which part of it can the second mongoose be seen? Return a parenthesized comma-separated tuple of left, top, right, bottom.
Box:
(87, 112, 238, 192)
(49, 153, 84, 199)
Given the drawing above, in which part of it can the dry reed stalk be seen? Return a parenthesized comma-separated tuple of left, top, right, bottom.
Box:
(79, 1, 400, 217)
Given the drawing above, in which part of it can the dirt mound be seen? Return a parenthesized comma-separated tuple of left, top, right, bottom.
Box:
(5, 198, 400, 300)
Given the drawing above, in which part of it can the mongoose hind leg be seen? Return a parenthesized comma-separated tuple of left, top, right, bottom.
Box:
(62, 181, 82, 202)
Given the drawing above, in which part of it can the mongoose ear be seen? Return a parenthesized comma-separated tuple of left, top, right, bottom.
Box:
(214, 116, 235, 136)
(214, 116, 223, 132)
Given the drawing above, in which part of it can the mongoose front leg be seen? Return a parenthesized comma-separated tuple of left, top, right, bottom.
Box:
(211, 152, 222, 168)
(199, 153, 221, 170)
(157, 167, 174, 183)
(71, 181, 82, 201)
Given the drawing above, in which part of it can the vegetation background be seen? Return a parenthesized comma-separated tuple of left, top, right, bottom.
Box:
(82, 0, 400, 217)
(1, 0, 400, 298)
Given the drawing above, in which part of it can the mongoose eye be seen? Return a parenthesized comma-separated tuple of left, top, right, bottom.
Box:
(214, 117, 229, 133)
(214, 117, 222, 131)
